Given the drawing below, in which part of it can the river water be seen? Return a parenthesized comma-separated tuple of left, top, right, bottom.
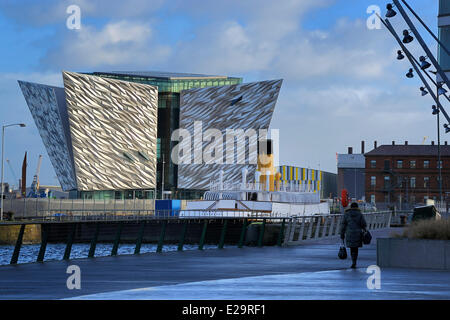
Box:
(0, 243, 222, 265)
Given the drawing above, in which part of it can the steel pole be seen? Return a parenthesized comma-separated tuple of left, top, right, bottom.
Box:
(393, 0, 450, 115)
(380, 17, 450, 124)
(1, 126, 5, 220)
(161, 154, 165, 200)
(437, 93, 443, 203)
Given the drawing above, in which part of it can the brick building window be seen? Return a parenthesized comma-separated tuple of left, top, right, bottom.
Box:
(410, 160, 416, 168)
(397, 160, 403, 168)
(410, 177, 416, 188)
(370, 176, 376, 187)
(384, 176, 390, 188)
(424, 177, 429, 188)
(424, 160, 429, 168)
(370, 160, 376, 168)
(370, 194, 375, 203)
(411, 195, 415, 203)
(438, 160, 443, 169)
(397, 176, 403, 187)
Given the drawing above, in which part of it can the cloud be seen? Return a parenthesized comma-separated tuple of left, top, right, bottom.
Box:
(0, 0, 166, 26)
(41, 21, 171, 70)
(1, 0, 442, 181)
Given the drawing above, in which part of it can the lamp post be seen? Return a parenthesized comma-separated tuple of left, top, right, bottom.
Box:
(1, 123, 26, 221)
(436, 93, 443, 204)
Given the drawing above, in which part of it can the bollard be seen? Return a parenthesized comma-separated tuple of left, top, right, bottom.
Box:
(88, 223, 100, 258)
(156, 220, 167, 253)
(178, 222, 188, 251)
(10, 224, 26, 264)
(134, 222, 146, 255)
(63, 224, 76, 260)
(238, 219, 248, 248)
(36, 224, 48, 262)
(277, 219, 286, 247)
(218, 219, 228, 249)
(111, 222, 124, 256)
(257, 219, 266, 247)
(198, 220, 208, 250)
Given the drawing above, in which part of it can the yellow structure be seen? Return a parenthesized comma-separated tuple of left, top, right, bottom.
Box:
(278, 165, 322, 193)
(257, 148, 277, 191)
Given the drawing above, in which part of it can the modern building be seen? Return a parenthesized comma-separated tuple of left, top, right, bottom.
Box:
(364, 141, 450, 208)
(278, 165, 337, 199)
(337, 142, 366, 201)
(19, 71, 282, 200)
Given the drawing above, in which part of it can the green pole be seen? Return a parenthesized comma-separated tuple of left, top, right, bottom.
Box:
(277, 219, 286, 247)
(36, 224, 48, 262)
(177, 222, 188, 251)
(238, 219, 248, 248)
(198, 220, 208, 250)
(156, 220, 167, 253)
(63, 223, 76, 260)
(218, 219, 228, 249)
(111, 222, 123, 256)
(257, 219, 266, 247)
(88, 223, 100, 258)
(134, 222, 146, 255)
(10, 224, 25, 264)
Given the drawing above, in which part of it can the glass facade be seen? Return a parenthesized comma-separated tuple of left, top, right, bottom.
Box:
(78, 72, 243, 200)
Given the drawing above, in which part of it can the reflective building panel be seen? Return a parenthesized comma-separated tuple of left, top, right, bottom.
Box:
(62, 71, 158, 191)
(18, 81, 77, 191)
(178, 79, 283, 190)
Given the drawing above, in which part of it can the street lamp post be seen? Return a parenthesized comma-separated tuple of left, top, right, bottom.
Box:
(1, 123, 26, 221)
(437, 92, 443, 204)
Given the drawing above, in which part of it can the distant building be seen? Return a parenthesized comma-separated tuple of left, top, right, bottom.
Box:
(337, 142, 366, 201)
(278, 165, 337, 199)
(364, 141, 450, 208)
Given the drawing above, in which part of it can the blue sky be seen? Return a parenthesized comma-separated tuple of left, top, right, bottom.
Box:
(0, 0, 442, 188)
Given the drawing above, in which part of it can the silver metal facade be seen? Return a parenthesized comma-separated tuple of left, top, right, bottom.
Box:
(178, 79, 282, 190)
(62, 71, 158, 191)
(18, 81, 78, 191)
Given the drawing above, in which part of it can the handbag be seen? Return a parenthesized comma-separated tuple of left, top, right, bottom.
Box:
(338, 240, 347, 259)
(362, 229, 372, 245)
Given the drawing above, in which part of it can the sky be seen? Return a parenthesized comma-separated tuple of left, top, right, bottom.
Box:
(0, 0, 443, 188)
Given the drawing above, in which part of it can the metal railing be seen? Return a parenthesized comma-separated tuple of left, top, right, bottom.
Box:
(283, 211, 392, 246)
(0, 197, 157, 220)
(0, 208, 298, 224)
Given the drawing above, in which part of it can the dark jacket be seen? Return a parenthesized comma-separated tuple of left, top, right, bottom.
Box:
(340, 208, 367, 248)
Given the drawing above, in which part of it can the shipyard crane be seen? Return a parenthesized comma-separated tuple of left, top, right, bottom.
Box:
(5, 159, 18, 190)
(27, 155, 43, 198)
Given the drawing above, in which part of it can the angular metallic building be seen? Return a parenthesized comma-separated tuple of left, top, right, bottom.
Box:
(178, 79, 282, 190)
(19, 71, 282, 199)
(18, 81, 77, 191)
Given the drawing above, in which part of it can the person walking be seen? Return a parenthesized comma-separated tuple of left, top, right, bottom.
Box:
(340, 202, 367, 268)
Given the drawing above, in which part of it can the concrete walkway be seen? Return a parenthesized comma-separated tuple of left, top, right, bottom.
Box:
(0, 228, 449, 300)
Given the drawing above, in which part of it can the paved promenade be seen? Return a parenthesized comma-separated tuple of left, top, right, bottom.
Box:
(0, 228, 449, 300)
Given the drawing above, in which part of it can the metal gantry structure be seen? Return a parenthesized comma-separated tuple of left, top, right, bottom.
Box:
(379, 0, 450, 202)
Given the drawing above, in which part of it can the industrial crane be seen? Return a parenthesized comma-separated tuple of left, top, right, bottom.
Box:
(27, 155, 43, 198)
(6, 159, 18, 190)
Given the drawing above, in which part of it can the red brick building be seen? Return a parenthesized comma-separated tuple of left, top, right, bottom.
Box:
(364, 142, 450, 208)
